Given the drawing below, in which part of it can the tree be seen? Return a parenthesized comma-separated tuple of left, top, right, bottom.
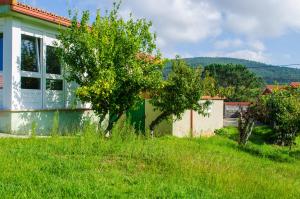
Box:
(149, 57, 211, 133)
(237, 106, 256, 146)
(57, 2, 164, 133)
(204, 64, 264, 102)
(258, 88, 300, 147)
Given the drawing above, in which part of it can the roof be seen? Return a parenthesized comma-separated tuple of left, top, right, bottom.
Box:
(0, 0, 71, 27)
(290, 82, 300, 88)
(263, 85, 287, 94)
(201, 96, 225, 100)
(224, 102, 251, 106)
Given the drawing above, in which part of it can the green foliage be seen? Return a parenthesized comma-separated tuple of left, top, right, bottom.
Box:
(149, 57, 210, 131)
(256, 88, 300, 147)
(0, 126, 299, 198)
(51, 111, 59, 137)
(203, 63, 264, 102)
(165, 57, 300, 84)
(57, 2, 164, 132)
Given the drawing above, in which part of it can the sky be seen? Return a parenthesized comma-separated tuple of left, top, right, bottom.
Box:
(20, 0, 300, 66)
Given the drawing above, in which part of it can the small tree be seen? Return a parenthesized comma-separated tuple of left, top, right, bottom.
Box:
(57, 2, 164, 133)
(238, 107, 255, 145)
(149, 57, 211, 134)
(262, 88, 300, 147)
(247, 87, 300, 148)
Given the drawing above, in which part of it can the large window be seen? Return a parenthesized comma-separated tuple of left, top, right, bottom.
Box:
(21, 77, 41, 90)
(21, 35, 41, 72)
(0, 33, 3, 71)
(46, 79, 63, 91)
(46, 46, 61, 74)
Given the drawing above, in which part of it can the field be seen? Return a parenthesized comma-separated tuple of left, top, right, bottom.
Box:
(0, 126, 299, 198)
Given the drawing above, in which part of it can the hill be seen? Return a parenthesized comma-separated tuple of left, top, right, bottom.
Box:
(165, 57, 300, 84)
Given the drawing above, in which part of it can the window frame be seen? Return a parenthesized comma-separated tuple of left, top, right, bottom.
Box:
(20, 32, 43, 90)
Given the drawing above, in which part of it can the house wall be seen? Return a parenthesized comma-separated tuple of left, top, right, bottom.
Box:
(0, 15, 96, 134)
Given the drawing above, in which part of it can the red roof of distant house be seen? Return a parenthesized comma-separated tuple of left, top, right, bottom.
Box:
(224, 102, 251, 106)
(263, 85, 287, 94)
(0, 0, 71, 27)
(290, 82, 300, 88)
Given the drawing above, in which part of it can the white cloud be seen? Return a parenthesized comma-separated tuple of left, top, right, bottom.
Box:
(214, 39, 243, 49)
(205, 49, 269, 63)
(211, 0, 300, 38)
(64, 0, 300, 63)
(120, 0, 222, 43)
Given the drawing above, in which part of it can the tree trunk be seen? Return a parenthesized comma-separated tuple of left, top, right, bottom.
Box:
(149, 112, 170, 137)
(105, 112, 123, 135)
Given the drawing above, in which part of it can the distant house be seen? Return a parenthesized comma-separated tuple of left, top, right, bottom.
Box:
(224, 102, 251, 118)
(262, 82, 300, 95)
(0, 0, 96, 134)
(290, 82, 300, 88)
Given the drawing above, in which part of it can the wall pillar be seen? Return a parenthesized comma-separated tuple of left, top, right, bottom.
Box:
(3, 18, 21, 110)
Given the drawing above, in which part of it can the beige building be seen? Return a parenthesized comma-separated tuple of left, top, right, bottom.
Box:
(145, 97, 224, 137)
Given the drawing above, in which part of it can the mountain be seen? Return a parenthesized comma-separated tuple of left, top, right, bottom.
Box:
(164, 57, 300, 84)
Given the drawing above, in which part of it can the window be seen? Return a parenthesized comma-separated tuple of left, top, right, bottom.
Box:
(21, 77, 40, 90)
(46, 46, 61, 74)
(0, 33, 3, 71)
(46, 79, 63, 91)
(21, 35, 41, 72)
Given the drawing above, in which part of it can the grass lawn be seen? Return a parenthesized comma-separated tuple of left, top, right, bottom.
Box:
(0, 127, 299, 198)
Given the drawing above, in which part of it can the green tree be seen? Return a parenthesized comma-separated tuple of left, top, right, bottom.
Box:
(258, 88, 300, 147)
(149, 57, 211, 133)
(57, 2, 164, 133)
(204, 64, 264, 102)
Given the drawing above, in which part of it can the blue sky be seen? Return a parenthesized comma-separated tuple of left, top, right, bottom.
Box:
(20, 0, 300, 66)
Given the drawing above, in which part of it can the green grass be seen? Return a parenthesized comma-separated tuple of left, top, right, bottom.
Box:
(0, 126, 299, 198)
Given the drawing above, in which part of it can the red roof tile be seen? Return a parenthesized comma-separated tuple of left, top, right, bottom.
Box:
(224, 102, 251, 106)
(1, 0, 71, 27)
(290, 82, 300, 88)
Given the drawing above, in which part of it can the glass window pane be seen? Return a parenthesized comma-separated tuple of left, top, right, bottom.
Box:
(0, 33, 3, 71)
(21, 35, 39, 72)
(46, 79, 63, 91)
(21, 77, 40, 90)
(46, 46, 61, 74)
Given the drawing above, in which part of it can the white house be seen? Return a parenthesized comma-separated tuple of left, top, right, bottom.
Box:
(0, 0, 97, 134)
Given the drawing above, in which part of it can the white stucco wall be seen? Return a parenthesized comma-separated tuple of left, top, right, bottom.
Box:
(172, 110, 191, 138)
(145, 99, 224, 138)
(192, 100, 224, 136)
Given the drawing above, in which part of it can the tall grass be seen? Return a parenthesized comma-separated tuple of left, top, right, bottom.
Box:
(0, 123, 299, 198)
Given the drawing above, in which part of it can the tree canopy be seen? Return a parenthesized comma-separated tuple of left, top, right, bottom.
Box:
(57, 2, 164, 132)
(149, 57, 211, 133)
(204, 64, 264, 102)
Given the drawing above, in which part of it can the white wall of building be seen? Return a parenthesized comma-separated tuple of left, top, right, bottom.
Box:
(1, 16, 85, 111)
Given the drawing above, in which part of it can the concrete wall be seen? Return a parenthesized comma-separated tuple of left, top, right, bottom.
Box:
(193, 100, 224, 136)
(145, 99, 224, 138)
(172, 110, 191, 138)
(0, 109, 98, 135)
